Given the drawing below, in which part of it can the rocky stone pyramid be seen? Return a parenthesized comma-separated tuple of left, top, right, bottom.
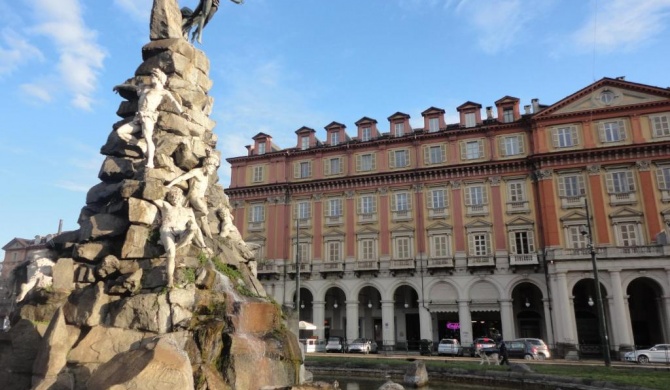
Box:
(0, 1, 304, 389)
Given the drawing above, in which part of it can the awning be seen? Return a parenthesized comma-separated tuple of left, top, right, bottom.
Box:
(299, 321, 317, 330)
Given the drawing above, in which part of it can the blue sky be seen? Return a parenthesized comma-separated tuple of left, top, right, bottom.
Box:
(1, 0, 670, 250)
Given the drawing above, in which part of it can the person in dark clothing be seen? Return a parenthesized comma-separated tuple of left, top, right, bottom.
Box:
(499, 341, 509, 365)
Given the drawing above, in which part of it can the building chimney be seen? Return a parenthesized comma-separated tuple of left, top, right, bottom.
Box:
(524, 105, 531, 115)
(531, 98, 540, 113)
(58, 219, 63, 234)
(486, 106, 493, 120)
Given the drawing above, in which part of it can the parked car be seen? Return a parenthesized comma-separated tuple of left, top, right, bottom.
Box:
(513, 338, 551, 360)
(437, 338, 462, 356)
(301, 338, 326, 353)
(471, 337, 497, 356)
(624, 344, 670, 364)
(325, 336, 347, 353)
(504, 340, 541, 360)
(347, 338, 378, 354)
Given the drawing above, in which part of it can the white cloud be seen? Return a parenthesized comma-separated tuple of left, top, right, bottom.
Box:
(20, 83, 52, 102)
(114, 0, 152, 22)
(572, 0, 670, 53)
(0, 28, 44, 76)
(53, 180, 93, 193)
(24, 0, 107, 110)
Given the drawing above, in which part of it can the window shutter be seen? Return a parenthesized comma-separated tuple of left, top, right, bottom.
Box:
(440, 144, 447, 162)
(407, 192, 413, 210)
(518, 136, 525, 154)
(324, 159, 331, 175)
(460, 142, 467, 160)
(468, 234, 475, 256)
(357, 198, 362, 214)
(293, 162, 300, 179)
(406, 150, 411, 167)
(657, 168, 668, 189)
(598, 122, 606, 142)
(465, 187, 472, 206)
(618, 120, 626, 140)
(485, 234, 491, 254)
(528, 231, 535, 252)
(482, 186, 489, 204)
(423, 146, 430, 164)
(293, 203, 298, 219)
(389, 151, 395, 168)
(391, 194, 397, 211)
(606, 173, 614, 193)
(427, 190, 434, 209)
(552, 129, 559, 147)
(478, 140, 484, 158)
(509, 232, 517, 254)
(499, 137, 506, 157)
(324, 199, 331, 216)
(371, 154, 376, 170)
(356, 155, 361, 172)
(626, 171, 635, 191)
(558, 177, 566, 197)
(338, 158, 344, 174)
(571, 127, 579, 146)
(372, 197, 377, 213)
(577, 175, 586, 194)
(307, 162, 312, 177)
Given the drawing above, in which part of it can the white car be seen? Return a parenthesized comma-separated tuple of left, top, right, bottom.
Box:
(437, 338, 462, 356)
(624, 344, 670, 364)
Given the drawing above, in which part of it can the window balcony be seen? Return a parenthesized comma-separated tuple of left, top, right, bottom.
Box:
(319, 261, 344, 278)
(248, 221, 264, 232)
(609, 192, 637, 206)
(354, 261, 379, 271)
(392, 210, 412, 222)
(390, 259, 416, 270)
(660, 189, 670, 203)
(466, 204, 489, 216)
(358, 213, 377, 224)
(325, 215, 343, 226)
(506, 201, 530, 214)
(560, 195, 586, 209)
(428, 207, 448, 219)
(467, 256, 495, 267)
(426, 257, 454, 269)
(286, 262, 311, 273)
(509, 253, 539, 266)
(545, 245, 663, 261)
(257, 262, 278, 274)
(296, 218, 311, 228)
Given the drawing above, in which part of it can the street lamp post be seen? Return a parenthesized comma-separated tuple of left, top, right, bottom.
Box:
(581, 200, 612, 367)
(295, 218, 301, 339)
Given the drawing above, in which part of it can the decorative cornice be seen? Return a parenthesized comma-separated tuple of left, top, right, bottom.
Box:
(636, 160, 651, 171)
(489, 176, 502, 186)
(535, 169, 553, 181)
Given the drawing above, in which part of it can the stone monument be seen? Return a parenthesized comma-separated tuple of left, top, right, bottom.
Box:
(0, 1, 317, 389)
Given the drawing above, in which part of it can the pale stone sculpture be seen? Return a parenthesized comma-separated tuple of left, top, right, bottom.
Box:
(152, 187, 211, 288)
(181, 0, 244, 44)
(16, 256, 56, 302)
(166, 154, 219, 238)
(114, 68, 189, 169)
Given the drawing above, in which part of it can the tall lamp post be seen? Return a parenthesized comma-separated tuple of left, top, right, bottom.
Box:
(580, 200, 612, 367)
(295, 218, 301, 339)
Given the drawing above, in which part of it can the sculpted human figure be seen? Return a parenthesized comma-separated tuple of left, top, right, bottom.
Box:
(152, 188, 210, 288)
(182, 0, 244, 44)
(16, 255, 55, 302)
(165, 155, 219, 238)
(114, 68, 189, 169)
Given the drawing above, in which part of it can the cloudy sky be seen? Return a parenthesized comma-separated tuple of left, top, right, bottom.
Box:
(1, 0, 669, 249)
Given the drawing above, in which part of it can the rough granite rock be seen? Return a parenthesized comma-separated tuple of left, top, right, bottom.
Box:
(403, 360, 428, 387)
(149, 0, 183, 40)
(31, 308, 80, 388)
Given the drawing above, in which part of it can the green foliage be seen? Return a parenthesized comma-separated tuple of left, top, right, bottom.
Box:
(197, 252, 209, 265)
(211, 257, 259, 298)
(183, 268, 197, 284)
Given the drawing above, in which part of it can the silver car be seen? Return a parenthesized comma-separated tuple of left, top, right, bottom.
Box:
(347, 338, 378, 354)
(437, 338, 462, 356)
(625, 344, 670, 364)
(513, 338, 551, 360)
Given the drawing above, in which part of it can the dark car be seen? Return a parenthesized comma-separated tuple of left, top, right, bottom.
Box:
(471, 337, 497, 357)
(505, 339, 542, 360)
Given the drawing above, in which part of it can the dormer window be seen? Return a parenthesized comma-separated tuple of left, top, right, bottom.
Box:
(330, 132, 339, 146)
(301, 136, 310, 150)
(257, 142, 266, 155)
(465, 112, 476, 128)
(428, 117, 439, 132)
(362, 127, 371, 141)
(394, 123, 404, 137)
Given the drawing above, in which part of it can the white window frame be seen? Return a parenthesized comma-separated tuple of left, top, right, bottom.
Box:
(468, 232, 491, 256)
(392, 192, 410, 212)
(558, 174, 586, 197)
(325, 157, 342, 176)
(501, 135, 524, 157)
(250, 204, 265, 222)
(428, 188, 446, 209)
(296, 201, 311, 220)
(509, 230, 535, 255)
(390, 149, 409, 168)
(330, 132, 339, 146)
(606, 169, 635, 194)
(361, 127, 372, 141)
(599, 120, 626, 143)
(553, 126, 579, 148)
(326, 240, 343, 262)
(301, 136, 310, 150)
(431, 234, 450, 258)
(656, 165, 670, 190)
(462, 140, 484, 160)
(360, 238, 376, 261)
(566, 225, 588, 249)
(394, 122, 404, 137)
(617, 223, 640, 247)
(359, 195, 376, 214)
(294, 161, 312, 179)
(357, 153, 376, 172)
(507, 181, 526, 202)
(428, 117, 439, 132)
(257, 142, 266, 155)
(252, 166, 264, 183)
(394, 236, 412, 259)
(465, 112, 476, 128)
(297, 242, 310, 262)
(326, 198, 343, 217)
(465, 185, 487, 206)
(651, 114, 670, 138)
(503, 108, 514, 123)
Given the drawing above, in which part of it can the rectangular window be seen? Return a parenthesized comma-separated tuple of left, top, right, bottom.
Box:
(651, 114, 670, 137)
(301, 136, 310, 150)
(428, 189, 446, 209)
(296, 201, 310, 219)
(361, 127, 371, 141)
(507, 181, 525, 202)
(357, 153, 376, 172)
(568, 226, 588, 249)
(558, 174, 585, 197)
(553, 126, 578, 148)
(469, 233, 490, 256)
(656, 166, 670, 189)
(465, 112, 476, 128)
(599, 120, 626, 143)
(325, 157, 342, 175)
(428, 117, 439, 132)
(394, 122, 404, 137)
(503, 108, 514, 123)
(250, 205, 265, 222)
(462, 140, 483, 160)
(359, 195, 376, 214)
(465, 185, 487, 206)
(510, 231, 535, 254)
(501, 135, 524, 156)
(327, 198, 342, 217)
(294, 161, 312, 179)
(361, 239, 375, 260)
(395, 237, 411, 259)
(393, 192, 409, 211)
(327, 241, 342, 261)
(330, 132, 339, 146)
(298, 242, 309, 262)
(606, 170, 635, 194)
(431, 235, 449, 258)
(252, 166, 264, 182)
(391, 149, 409, 168)
(619, 223, 639, 246)
(257, 142, 266, 155)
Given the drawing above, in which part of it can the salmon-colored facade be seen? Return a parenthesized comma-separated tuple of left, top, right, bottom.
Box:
(226, 78, 670, 354)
